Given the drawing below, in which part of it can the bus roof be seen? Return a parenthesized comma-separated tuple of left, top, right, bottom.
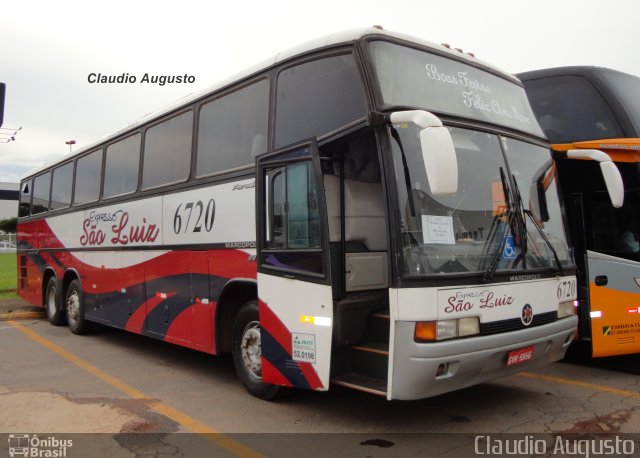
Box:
(25, 27, 515, 180)
(518, 65, 617, 81)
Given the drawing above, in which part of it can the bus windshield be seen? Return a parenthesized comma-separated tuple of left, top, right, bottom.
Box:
(390, 125, 572, 277)
(600, 69, 640, 135)
(522, 74, 625, 144)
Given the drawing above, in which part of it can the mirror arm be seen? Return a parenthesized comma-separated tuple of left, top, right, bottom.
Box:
(553, 149, 612, 162)
(388, 110, 444, 129)
(368, 110, 445, 129)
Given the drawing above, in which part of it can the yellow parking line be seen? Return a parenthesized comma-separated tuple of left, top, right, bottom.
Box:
(518, 371, 640, 400)
(7, 320, 264, 458)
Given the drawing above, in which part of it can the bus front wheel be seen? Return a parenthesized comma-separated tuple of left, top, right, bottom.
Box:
(231, 300, 279, 400)
(66, 280, 92, 335)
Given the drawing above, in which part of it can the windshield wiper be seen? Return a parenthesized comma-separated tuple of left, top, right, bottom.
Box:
(482, 167, 516, 282)
(511, 173, 528, 270)
(511, 171, 564, 275)
(522, 208, 564, 275)
(509, 172, 564, 274)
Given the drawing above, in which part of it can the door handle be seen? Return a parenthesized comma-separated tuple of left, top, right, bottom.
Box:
(595, 275, 608, 286)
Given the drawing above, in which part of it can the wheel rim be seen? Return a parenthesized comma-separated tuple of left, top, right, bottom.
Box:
(46, 286, 57, 317)
(240, 320, 262, 380)
(67, 290, 80, 326)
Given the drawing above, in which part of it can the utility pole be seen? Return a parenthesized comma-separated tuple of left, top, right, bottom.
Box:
(0, 83, 5, 127)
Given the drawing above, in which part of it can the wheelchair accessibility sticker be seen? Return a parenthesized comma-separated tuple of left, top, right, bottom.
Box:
(503, 236, 516, 260)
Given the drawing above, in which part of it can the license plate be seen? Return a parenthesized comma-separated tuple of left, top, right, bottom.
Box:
(506, 346, 534, 367)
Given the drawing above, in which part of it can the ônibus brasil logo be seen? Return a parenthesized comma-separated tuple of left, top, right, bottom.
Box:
(8, 434, 73, 457)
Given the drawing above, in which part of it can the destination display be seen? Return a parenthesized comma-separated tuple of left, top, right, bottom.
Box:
(370, 41, 544, 137)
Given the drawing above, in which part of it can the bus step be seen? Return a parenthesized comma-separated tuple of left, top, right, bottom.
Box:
(349, 341, 389, 381)
(331, 372, 387, 397)
(365, 310, 390, 343)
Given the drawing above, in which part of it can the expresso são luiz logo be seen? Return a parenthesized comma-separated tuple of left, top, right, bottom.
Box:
(8, 434, 72, 457)
(521, 304, 533, 326)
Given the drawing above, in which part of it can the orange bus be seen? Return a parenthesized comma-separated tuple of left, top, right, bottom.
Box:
(519, 66, 640, 357)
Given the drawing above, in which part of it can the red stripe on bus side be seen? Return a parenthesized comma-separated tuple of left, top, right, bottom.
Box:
(124, 294, 168, 333)
(261, 357, 293, 387)
(164, 301, 216, 354)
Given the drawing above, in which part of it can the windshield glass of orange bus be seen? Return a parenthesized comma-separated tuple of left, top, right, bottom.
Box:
(601, 69, 640, 135)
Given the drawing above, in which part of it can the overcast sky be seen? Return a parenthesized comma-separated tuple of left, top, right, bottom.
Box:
(1, 0, 639, 183)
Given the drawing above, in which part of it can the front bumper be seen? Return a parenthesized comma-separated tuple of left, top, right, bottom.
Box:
(389, 316, 577, 400)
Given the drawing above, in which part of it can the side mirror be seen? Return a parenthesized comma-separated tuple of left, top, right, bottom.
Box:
(564, 149, 624, 208)
(528, 180, 550, 223)
(528, 160, 553, 223)
(599, 161, 624, 208)
(389, 110, 458, 196)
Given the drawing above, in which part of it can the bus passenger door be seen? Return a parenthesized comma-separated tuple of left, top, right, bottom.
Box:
(256, 140, 334, 391)
(587, 250, 640, 357)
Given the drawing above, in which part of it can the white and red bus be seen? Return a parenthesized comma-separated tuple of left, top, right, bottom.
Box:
(17, 28, 605, 400)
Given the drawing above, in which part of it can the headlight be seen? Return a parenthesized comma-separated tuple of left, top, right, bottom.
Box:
(414, 317, 480, 341)
(558, 300, 578, 318)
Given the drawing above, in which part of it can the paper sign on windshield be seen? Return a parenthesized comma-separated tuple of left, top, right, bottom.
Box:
(422, 215, 455, 245)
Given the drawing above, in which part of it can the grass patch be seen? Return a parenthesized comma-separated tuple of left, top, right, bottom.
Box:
(0, 252, 17, 297)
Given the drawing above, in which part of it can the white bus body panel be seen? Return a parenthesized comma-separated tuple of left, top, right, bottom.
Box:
(45, 178, 256, 258)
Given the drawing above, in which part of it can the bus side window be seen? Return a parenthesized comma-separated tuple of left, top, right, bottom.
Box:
(74, 149, 102, 205)
(142, 111, 193, 190)
(103, 133, 141, 199)
(18, 180, 32, 217)
(50, 162, 74, 210)
(274, 54, 367, 148)
(262, 160, 324, 276)
(32, 172, 51, 215)
(196, 79, 269, 177)
(266, 168, 286, 248)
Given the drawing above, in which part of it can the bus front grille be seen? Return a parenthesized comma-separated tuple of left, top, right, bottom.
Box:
(480, 311, 558, 335)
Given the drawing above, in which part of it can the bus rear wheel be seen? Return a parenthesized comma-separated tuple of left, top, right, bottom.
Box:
(231, 300, 279, 400)
(66, 280, 92, 335)
(45, 277, 66, 326)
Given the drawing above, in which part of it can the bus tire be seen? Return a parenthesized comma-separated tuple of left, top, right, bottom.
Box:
(231, 300, 279, 400)
(45, 277, 66, 326)
(65, 279, 92, 335)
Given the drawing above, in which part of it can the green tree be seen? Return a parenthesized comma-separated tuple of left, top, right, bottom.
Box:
(0, 217, 17, 233)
